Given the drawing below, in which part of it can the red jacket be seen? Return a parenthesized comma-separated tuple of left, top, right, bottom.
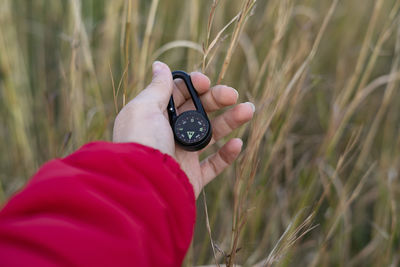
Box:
(0, 142, 196, 266)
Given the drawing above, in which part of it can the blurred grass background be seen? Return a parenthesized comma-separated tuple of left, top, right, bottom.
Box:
(1, 0, 400, 266)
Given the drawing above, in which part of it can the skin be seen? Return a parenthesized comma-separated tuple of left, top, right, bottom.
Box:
(113, 61, 254, 198)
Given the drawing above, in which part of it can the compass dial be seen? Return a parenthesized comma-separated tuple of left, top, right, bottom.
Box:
(174, 111, 209, 145)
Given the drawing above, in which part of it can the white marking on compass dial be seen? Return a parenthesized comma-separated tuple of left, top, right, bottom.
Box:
(174, 112, 208, 144)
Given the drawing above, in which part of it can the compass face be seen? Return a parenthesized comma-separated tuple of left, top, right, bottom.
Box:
(174, 111, 209, 145)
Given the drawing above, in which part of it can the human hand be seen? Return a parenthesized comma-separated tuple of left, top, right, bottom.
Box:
(113, 61, 254, 198)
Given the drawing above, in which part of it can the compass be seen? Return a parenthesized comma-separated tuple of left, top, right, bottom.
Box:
(167, 71, 212, 151)
(174, 110, 210, 144)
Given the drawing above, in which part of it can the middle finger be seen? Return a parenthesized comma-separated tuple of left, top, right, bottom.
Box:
(208, 102, 255, 146)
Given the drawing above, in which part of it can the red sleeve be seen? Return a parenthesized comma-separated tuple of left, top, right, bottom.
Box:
(0, 142, 196, 267)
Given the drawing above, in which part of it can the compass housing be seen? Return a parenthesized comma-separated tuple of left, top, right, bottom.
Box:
(172, 110, 212, 151)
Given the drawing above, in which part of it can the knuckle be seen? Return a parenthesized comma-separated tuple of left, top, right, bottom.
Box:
(209, 158, 220, 176)
(152, 77, 171, 89)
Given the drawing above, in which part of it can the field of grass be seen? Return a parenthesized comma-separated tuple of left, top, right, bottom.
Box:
(1, 0, 400, 266)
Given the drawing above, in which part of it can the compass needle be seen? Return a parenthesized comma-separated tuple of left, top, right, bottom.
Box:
(187, 131, 195, 139)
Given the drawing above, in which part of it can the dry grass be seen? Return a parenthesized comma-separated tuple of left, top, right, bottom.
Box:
(1, 0, 400, 266)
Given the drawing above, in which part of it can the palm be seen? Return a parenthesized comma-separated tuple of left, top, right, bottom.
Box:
(156, 110, 203, 194)
(175, 148, 203, 195)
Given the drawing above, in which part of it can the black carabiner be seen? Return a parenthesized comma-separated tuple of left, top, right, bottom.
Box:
(167, 71, 212, 151)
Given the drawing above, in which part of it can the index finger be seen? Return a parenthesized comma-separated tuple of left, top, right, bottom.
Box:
(172, 72, 211, 107)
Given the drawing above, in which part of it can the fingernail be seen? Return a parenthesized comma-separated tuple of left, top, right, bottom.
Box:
(152, 61, 163, 74)
(236, 138, 244, 147)
(246, 102, 255, 113)
(233, 88, 239, 99)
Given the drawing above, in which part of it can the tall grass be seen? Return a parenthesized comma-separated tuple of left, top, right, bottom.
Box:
(1, 0, 400, 266)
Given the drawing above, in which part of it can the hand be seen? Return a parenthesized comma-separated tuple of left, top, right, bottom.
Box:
(113, 61, 254, 198)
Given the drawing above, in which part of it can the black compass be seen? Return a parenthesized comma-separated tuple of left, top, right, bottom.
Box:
(168, 71, 212, 151)
(174, 110, 209, 144)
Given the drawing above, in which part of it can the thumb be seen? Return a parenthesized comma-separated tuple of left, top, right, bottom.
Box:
(143, 61, 173, 109)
